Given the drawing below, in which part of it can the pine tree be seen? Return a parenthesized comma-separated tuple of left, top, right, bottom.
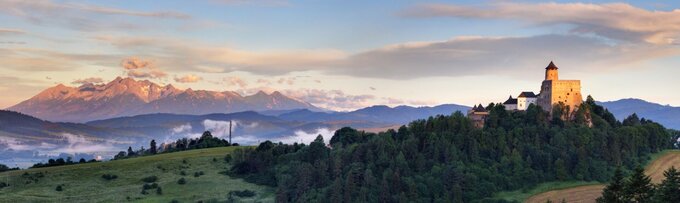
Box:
(597, 168, 625, 203)
(623, 166, 654, 202)
(655, 166, 680, 202)
(150, 139, 157, 154)
(127, 146, 134, 157)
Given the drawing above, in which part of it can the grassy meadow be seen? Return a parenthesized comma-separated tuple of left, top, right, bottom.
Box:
(0, 146, 274, 203)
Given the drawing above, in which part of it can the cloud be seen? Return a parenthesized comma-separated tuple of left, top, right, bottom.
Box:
(224, 76, 248, 88)
(402, 2, 680, 45)
(174, 74, 202, 83)
(282, 89, 377, 111)
(0, 0, 190, 32)
(277, 77, 296, 85)
(211, 0, 289, 7)
(256, 79, 272, 85)
(272, 128, 335, 144)
(0, 28, 25, 35)
(120, 57, 167, 79)
(71, 77, 103, 85)
(171, 123, 192, 134)
(331, 34, 679, 79)
(0, 47, 119, 72)
(94, 35, 346, 75)
(202, 119, 257, 139)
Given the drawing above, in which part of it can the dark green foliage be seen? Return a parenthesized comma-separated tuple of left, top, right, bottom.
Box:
(655, 166, 680, 202)
(0, 182, 9, 189)
(0, 164, 19, 173)
(177, 178, 186, 185)
(597, 168, 625, 203)
(624, 166, 654, 202)
(230, 96, 673, 202)
(150, 139, 158, 154)
(55, 184, 63, 191)
(30, 157, 100, 168)
(141, 175, 158, 183)
(142, 183, 158, 190)
(156, 186, 163, 195)
(170, 200, 179, 203)
(101, 174, 118, 181)
(229, 189, 256, 197)
(180, 171, 187, 176)
(194, 171, 205, 177)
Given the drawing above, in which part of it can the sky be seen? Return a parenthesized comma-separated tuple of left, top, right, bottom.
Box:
(1, 0, 680, 111)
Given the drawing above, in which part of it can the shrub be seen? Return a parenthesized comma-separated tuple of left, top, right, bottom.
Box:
(142, 183, 158, 190)
(170, 200, 179, 203)
(180, 171, 187, 176)
(141, 175, 158, 183)
(224, 155, 232, 163)
(193, 171, 204, 177)
(177, 178, 187, 185)
(212, 157, 217, 162)
(101, 174, 118, 180)
(156, 186, 163, 195)
(229, 190, 256, 198)
(0, 182, 9, 189)
(55, 185, 63, 191)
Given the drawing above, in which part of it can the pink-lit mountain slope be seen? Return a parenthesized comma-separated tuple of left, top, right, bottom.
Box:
(7, 77, 322, 122)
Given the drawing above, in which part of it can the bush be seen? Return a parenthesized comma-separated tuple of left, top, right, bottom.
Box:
(142, 183, 157, 190)
(141, 175, 158, 183)
(177, 178, 186, 185)
(229, 189, 256, 198)
(55, 185, 63, 191)
(224, 155, 232, 163)
(101, 174, 118, 180)
(193, 171, 204, 177)
(0, 182, 9, 189)
(156, 186, 163, 195)
(170, 200, 179, 203)
(180, 171, 187, 176)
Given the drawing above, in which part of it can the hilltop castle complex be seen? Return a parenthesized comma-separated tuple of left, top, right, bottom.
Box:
(469, 61, 583, 126)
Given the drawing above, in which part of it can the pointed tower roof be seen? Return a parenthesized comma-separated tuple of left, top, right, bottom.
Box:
(546, 61, 558, 70)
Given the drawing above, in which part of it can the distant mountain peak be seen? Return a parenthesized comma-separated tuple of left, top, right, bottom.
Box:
(8, 77, 324, 122)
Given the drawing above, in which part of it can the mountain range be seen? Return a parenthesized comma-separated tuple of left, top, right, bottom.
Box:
(598, 98, 680, 130)
(7, 77, 322, 122)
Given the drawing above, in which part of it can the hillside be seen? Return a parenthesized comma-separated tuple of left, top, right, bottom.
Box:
(522, 150, 680, 203)
(599, 98, 680, 130)
(0, 147, 274, 202)
(7, 77, 322, 122)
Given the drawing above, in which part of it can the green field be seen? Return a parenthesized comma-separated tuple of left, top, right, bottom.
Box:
(0, 147, 274, 203)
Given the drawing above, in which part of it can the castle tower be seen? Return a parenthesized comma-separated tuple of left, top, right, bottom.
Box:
(537, 61, 582, 113)
(545, 61, 559, 80)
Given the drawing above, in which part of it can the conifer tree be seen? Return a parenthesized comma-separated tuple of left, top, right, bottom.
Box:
(655, 166, 680, 202)
(597, 168, 625, 203)
(623, 166, 654, 202)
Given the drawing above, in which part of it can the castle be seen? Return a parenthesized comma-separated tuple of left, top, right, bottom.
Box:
(468, 61, 582, 126)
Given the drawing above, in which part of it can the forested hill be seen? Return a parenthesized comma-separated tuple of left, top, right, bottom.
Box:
(226, 96, 678, 202)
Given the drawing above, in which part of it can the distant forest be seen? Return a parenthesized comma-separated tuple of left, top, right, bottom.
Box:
(227, 96, 679, 202)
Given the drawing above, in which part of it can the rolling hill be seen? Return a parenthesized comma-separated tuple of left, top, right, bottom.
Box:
(0, 146, 274, 202)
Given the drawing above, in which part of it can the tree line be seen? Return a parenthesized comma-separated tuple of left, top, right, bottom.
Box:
(114, 131, 234, 160)
(597, 166, 680, 203)
(226, 95, 676, 202)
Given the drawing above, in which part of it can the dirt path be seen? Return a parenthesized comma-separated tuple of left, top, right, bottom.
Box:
(526, 151, 680, 203)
